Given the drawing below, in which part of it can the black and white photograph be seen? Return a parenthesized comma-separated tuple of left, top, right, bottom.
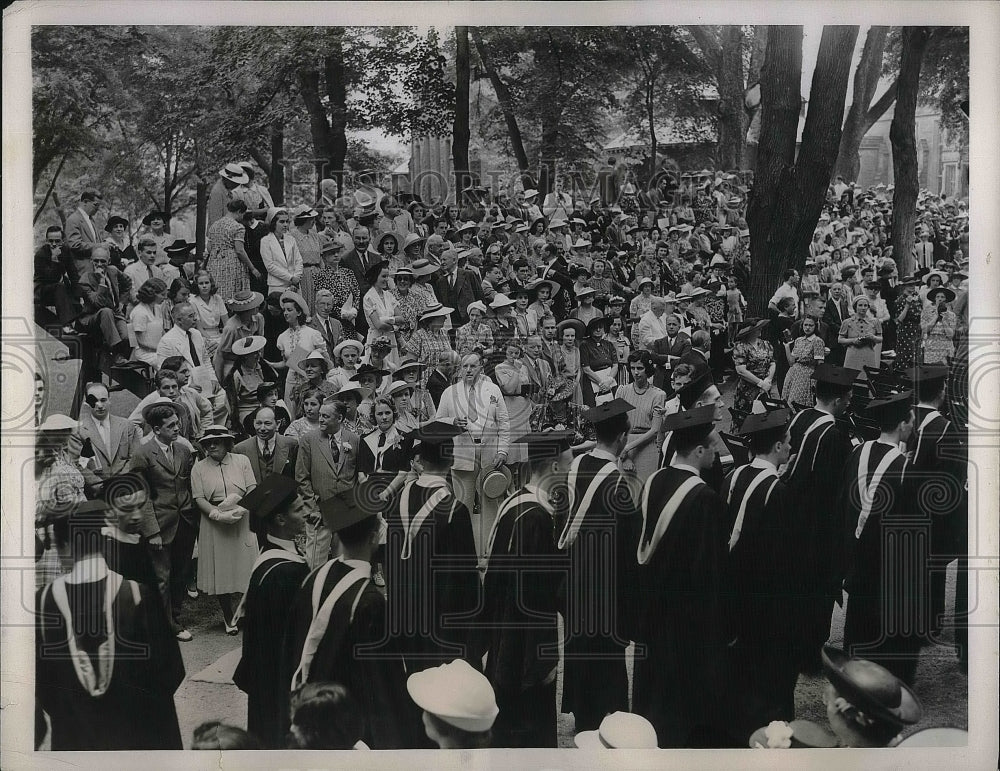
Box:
(2, 2, 997, 769)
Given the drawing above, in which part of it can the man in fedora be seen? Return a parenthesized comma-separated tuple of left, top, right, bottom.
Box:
(161, 239, 196, 285)
(128, 401, 197, 641)
(65, 189, 104, 280)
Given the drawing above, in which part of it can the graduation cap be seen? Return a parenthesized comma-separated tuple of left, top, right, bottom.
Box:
(411, 420, 464, 446)
(863, 391, 913, 425)
(319, 490, 370, 534)
(901, 364, 949, 385)
(660, 405, 717, 444)
(241, 474, 299, 533)
(739, 408, 791, 448)
(678, 371, 716, 409)
(581, 397, 633, 425)
(811, 362, 860, 388)
(513, 429, 575, 462)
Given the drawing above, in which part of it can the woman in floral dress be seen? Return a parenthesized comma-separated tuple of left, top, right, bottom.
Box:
(205, 199, 254, 298)
(920, 286, 957, 364)
(781, 316, 826, 407)
(732, 320, 776, 428)
(390, 267, 423, 349)
(312, 241, 361, 339)
(290, 207, 322, 311)
(894, 280, 924, 369)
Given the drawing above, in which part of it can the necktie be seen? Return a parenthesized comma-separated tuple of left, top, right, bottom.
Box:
(164, 443, 174, 470)
(377, 432, 387, 448)
(330, 437, 341, 464)
(99, 420, 110, 450)
(467, 384, 479, 422)
(262, 441, 273, 462)
(187, 330, 201, 366)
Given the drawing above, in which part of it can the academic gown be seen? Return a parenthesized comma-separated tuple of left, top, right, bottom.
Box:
(720, 463, 798, 742)
(232, 541, 310, 749)
(661, 432, 725, 492)
(283, 558, 416, 749)
(906, 404, 966, 640)
(478, 488, 562, 748)
(36, 575, 185, 750)
(840, 440, 922, 685)
(383, 476, 481, 673)
(558, 453, 639, 732)
(781, 408, 853, 669)
(102, 533, 157, 586)
(630, 466, 729, 748)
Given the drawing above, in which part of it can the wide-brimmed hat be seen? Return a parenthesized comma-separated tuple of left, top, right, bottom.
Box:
(320, 239, 346, 257)
(376, 231, 400, 251)
(140, 397, 187, 426)
(384, 380, 414, 399)
(522, 188, 539, 199)
(165, 239, 194, 256)
(350, 363, 390, 382)
(291, 205, 318, 221)
(586, 316, 609, 334)
(410, 258, 439, 277)
(923, 269, 949, 285)
(406, 659, 499, 734)
(527, 278, 560, 298)
(574, 712, 658, 749)
(455, 221, 478, 235)
(37, 414, 79, 433)
(141, 210, 167, 226)
(393, 267, 416, 283)
(548, 216, 569, 230)
(402, 233, 426, 252)
(575, 285, 597, 298)
(294, 349, 331, 377)
(200, 424, 235, 444)
(279, 291, 310, 318)
(556, 318, 586, 339)
(334, 383, 367, 402)
(333, 339, 365, 359)
(489, 293, 516, 310)
(419, 302, 453, 323)
(227, 290, 264, 313)
(393, 355, 426, 378)
(926, 286, 955, 303)
(479, 465, 512, 500)
(104, 215, 129, 232)
(736, 318, 769, 340)
(265, 207, 287, 226)
(821, 645, 922, 727)
(219, 163, 250, 185)
(636, 276, 655, 290)
(354, 185, 384, 212)
(231, 335, 266, 357)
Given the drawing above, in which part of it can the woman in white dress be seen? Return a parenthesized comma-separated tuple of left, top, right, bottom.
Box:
(272, 291, 326, 419)
(362, 261, 406, 367)
(190, 268, 230, 358)
(191, 425, 258, 634)
(129, 277, 168, 367)
(494, 338, 532, 465)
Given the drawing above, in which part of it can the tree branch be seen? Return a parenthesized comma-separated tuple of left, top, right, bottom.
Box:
(863, 79, 898, 130)
(685, 25, 723, 69)
(33, 152, 70, 225)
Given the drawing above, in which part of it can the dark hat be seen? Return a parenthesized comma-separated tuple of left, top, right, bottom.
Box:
(901, 364, 949, 386)
(821, 645, 922, 727)
(141, 397, 187, 426)
(411, 420, 464, 446)
(678, 371, 716, 409)
(241, 474, 300, 533)
(319, 491, 371, 534)
(840, 265, 858, 279)
(739, 408, 791, 438)
(104, 215, 129, 232)
(350, 363, 390, 382)
(864, 391, 913, 424)
(581, 397, 634, 426)
(142, 210, 167, 226)
(660, 404, 717, 444)
(320, 239, 345, 256)
(811, 362, 859, 388)
(586, 316, 609, 334)
(735, 318, 769, 340)
(926, 286, 955, 303)
(165, 238, 194, 254)
(513, 429, 575, 462)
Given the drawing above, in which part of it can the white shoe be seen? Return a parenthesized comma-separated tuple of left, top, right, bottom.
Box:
(175, 628, 193, 642)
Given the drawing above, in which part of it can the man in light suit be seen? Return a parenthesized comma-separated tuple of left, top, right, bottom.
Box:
(433, 247, 483, 326)
(64, 189, 103, 281)
(647, 314, 692, 391)
(128, 401, 197, 641)
(76, 382, 140, 480)
(233, 406, 298, 483)
(295, 399, 361, 567)
(75, 246, 133, 365)
(435, 351, 511, 558)
(155, 302, 222, 417)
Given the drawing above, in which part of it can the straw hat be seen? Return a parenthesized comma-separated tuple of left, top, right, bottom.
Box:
(219, 163, 249, 185)
(231, 335, 266, 357)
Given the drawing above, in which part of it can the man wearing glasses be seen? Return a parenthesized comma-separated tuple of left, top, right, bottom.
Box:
(76, 246, 133, 366)
(34, 225, 78, 331)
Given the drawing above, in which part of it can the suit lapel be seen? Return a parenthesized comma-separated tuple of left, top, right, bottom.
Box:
(83, 414, 109, 459)
(318, 433, 336, 470)
(273, 439, 288, 474)
(108, 417, 124, 461)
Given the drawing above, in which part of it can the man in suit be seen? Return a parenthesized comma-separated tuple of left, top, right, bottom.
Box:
(128, 401, 197, 641)
(677, 330, 713, 383)
(790, 290, 830, 342)
(76, 382, 140, 480)
(34, 224, 78, 328)
(295, 399, 361, 568)
(155, 302, 219, 403)
(823, 283, 851, 365)
(75, 246, 133, 365)
(64, 188, 103, 281)
(233, 406, 298, 482)
(538, 314, 561, 370)
(309, 288, 346, 361)
(341, 225, 375, 336)
(647, 313, 692, 391)
(426, 349, 458, 409)
(433, 247, 483, 326)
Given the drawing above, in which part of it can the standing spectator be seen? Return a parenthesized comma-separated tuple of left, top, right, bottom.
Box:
(206, 199, 258, 298)
(261, 208, 303, 293)
(434, 247, 483, 327)
(64, 189, 103, 280)
(207, 163, 250, 231)
(732, 320, 775, 424)
(782, 315, 826, 406)
(767, 269, 800, 318)
(75, 382, 140, 480)
(274, 291, 326, 418)
(191, 269, 230, 356)
(234, 405, 299, 483)
(290, 205, 322, 309)
(920, 286, 956, 364)
(894, 277, 924, 369)
(839, 296, 882, 376)
(313, 241, 361, 340)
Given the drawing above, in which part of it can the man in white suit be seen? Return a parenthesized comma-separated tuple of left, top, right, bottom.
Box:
(435, 351, 511, 557)
(156, 302, 227, 423)
(75, 382, 141, 479)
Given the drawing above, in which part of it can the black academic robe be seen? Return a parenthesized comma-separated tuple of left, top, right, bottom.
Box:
(383, 477, 481, 673)
(283, 559, 415, 749)
(558, 453, 638, 731)
(661, 434, 725, 492)
(233, 542, 310, 749)
(102, 532, 157, 586)
(479, 489, 562, 748)
(36, 575, 184, 750)
(782, 407, 853, 669)
(906, 404, 966, 638)
(720, 463, 798, 742)
(630, 466, 729, 748)
(840, 440, 922, 685)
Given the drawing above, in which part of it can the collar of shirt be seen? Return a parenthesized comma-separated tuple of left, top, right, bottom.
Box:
(750, 456, 778, 472)
(589, 447, 618, 463)
(268, 535, 299, 554)
(258, 436, 276, 455)
(66, 553, 109, 584)
(101, 525, 140, 545)
(670, 461, 702, 477)
(523, 484, 555, 515)
(154, 436, 174, 455)
(416, 472, 450, 488)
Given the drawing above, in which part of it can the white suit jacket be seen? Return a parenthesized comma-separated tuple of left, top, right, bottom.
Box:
(435, 377, 510, 472)
(636, 310, 669, 350)
(260, 232, 304, 291)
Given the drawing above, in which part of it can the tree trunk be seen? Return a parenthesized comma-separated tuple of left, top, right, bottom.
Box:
(890, 27, 932, 277)
(162, 139, 174, 228)
(324, 36, 349, 197)
(746, 25, 858, 316)
(452, 26, 472, 195)
(51, 191, 68, 229)
(298, 67, 337, 202)
(646, 79, 658, 167)
(195, 176, 208, 262)
(833, 26, 889, 182)
(33, 152, 69, 225)
(470, 28, 532, 187)
(716, 26, 747, 170)
(270, 122, 285, 205)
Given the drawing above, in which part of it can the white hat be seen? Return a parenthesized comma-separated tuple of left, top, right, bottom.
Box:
(710, 254, 729, 267)
(419, 302, 453, 322)
(406, 659, 499, 733)
(384, 380, 414, 399)
(455, 221, 478, 235)
(548, 217, 569, 229)
(38, 414, 78, 432)
(231, 335, 266, 356)
(265, 207, 287, 226)
(572, 237, 592, 249)
(219, 163, 249, 185)
(333, 339, 365, 358)
(514, 222, 529, 233)
(467, 300, 488, 316)
(522, 188, 539, 199)
(574, 712, 658, 749)
(489, 293, 516, 310)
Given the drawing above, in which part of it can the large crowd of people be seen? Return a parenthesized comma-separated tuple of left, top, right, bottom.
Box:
(32, 163, 970, 751)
